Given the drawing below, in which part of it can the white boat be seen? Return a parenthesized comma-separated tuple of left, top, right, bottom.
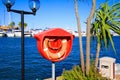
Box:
(81, 31, 86, 37)
(73, 31, 79, 37)
(14, 30, 21, 37)
(6, 29, 15, 37)
(31, 29, 43, 37)
(0, 30, 5, 37)
(14, 30, 32, 37)
(24, 31, 31, 37)
(6, 32, 14, 37)
(72, 31, 86, 37)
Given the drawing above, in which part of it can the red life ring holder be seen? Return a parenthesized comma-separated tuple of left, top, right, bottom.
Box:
(43, 38, 67, 60)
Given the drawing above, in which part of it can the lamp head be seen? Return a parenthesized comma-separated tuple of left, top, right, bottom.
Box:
(2, 0, 16, 11)
(29, 0, 40, 14)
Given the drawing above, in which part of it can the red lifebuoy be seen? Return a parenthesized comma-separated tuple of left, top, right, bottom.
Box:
(43, 38, 67, 60)
(34, 28, 74, 62)
(48, 39, 62, 50)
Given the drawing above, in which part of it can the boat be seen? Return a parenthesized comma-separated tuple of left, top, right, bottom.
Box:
(81, 31, 86, 37)
(31, 29, 43, 37)
(6, 29, 15, 37)
(0, 29, 5, 37)
(72, 31, 86, 37)
(6, 32, 14, 37)
(14, 30, 21, 37)
(14, 30, 33, 37)
(73, 31, 79, 37)
(24, 31, 31, 37)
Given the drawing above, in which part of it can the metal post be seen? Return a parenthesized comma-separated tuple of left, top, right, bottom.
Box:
(52, 62, 55, 80)
(21, 11, 25, 80)
(4, 8, 36, 80)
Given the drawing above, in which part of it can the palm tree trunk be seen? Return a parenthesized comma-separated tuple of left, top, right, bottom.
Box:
(86, 0, 96, 75)
(95, 43, 100, 69)
(74, 0, 85, 73)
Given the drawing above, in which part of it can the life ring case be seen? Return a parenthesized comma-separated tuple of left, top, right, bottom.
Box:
(34, 28, 74, 62)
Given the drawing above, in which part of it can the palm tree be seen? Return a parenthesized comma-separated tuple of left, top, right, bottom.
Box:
(8, 21, 15, 28)
(74, 0, 85, 73)
(74, 0, 96, 74)
(85, 0, 96, 75)
(91, 2, 120, 68)
(18, 22, 27, 29)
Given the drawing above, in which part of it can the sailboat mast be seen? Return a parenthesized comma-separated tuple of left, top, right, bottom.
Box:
(4, 6, 5, 26)
(8, 12, 11, 25)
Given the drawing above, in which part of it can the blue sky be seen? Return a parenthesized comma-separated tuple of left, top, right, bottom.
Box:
(0, 0, 118, 31)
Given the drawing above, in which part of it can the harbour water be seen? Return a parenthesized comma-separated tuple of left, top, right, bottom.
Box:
(0, 37, 120, 80)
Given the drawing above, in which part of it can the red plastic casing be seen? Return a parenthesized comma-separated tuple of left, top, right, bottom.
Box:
(34, 28, 74, 62)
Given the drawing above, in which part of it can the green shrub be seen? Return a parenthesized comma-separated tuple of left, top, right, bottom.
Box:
(61, 65, 107, 80)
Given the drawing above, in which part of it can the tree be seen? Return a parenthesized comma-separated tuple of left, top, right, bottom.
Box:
(91, 2, 120, 68)
(8, 21, 15, 28)
(85, 0, 96, 75)
(18, 22, 27, 29)
(74, 0, 85, 73)
(74, 0, 96, 74)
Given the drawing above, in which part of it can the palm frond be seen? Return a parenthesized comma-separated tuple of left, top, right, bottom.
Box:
(91, 1, 120, 52)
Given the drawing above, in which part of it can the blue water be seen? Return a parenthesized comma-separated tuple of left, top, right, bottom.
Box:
(0, 37, 120, 80)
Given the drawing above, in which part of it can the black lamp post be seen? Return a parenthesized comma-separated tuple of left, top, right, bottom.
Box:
(2, 0, 40, 80)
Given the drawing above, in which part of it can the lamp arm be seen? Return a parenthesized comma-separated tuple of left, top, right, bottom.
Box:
(9, 9, 36, 15)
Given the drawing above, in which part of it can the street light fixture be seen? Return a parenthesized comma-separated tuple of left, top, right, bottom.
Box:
(29, 0, 40, 13)
(2, 0, 40, 80)
(2, 0, 15, 11)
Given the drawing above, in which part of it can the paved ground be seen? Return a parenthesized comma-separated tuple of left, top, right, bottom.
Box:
(116, 74, 120, 80)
